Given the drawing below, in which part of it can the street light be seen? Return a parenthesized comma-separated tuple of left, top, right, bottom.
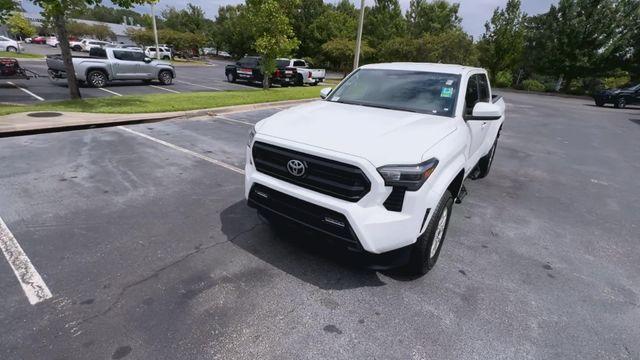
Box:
(151, 0, 160, 60)
(353, 0, 365, 70)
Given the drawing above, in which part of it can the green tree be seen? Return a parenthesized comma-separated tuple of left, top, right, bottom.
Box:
(321, 38, 373, 75)
(364, 0, 405, 49)
(90, 24, 116, 40)
(406, 0, 461, 37)
(524, 0, 632, 91)
(7, 12, 36, 40)
(71, 4, 145, 25)
(246, 0, 299, 88)
(306, 7, 357, 57)
(0, 0, 18, 22)
(32, 0, 156, 99)
(287, 0, 328, 57)
(214, 4, 254, 58)
(162, 4, 207, 33)
(477, 0, 526, 83)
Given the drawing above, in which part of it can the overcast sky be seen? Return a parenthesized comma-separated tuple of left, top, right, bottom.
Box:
(24, 0, 558, 38)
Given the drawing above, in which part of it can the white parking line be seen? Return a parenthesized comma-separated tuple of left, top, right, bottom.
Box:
(0, 216, 52, 305)
(117, 126, 244, 174)
(214, 114, 254, 126)
(175, 79, 221, 91)
(98, 88, 123, 96)
(149, 85, 181, 93)
(7, 81, 45, 101)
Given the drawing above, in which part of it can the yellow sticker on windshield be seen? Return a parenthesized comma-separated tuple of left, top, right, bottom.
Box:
(441, 87, 454, 98)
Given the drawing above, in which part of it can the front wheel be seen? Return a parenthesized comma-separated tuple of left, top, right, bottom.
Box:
(614, 98, 626, 109)
(158, 70, 173, 85)
(6, 46, 17, 52)
(87, 70, 107, 88)
(226, 72, 236, 83)
(406, 190, 454, 276)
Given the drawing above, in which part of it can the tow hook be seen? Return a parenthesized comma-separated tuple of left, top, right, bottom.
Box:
(455, 185, 468, 204)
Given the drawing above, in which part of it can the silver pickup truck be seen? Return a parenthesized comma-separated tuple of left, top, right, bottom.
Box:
(47, 47, 175, 88)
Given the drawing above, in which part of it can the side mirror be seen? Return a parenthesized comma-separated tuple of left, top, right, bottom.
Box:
(144, 57, 152, 63)
(320, 87, 332, 99)
(468, 102, 503, 121)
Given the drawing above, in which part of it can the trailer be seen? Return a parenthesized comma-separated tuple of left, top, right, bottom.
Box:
(0, 58, 39, 80)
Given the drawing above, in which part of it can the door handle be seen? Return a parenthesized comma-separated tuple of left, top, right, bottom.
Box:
(481, 122, 488, 128)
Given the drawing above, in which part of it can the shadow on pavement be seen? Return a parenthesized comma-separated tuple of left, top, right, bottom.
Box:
(220, 200, 387, 290)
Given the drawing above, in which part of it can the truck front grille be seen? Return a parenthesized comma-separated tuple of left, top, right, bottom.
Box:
(252, 141, 370, 202)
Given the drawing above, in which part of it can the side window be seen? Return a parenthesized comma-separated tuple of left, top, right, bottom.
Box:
(478, 74, 490, 103)
(293, 60, 305, 67)
(113, 50, 126, 60)
(465, 75, 479, 116)
(148, 47, 156, 52)
(130, 52, 146, 62)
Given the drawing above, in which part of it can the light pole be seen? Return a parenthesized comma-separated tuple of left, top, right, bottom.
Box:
(353, 0, 365, 70)
(151, 1, 160, 60)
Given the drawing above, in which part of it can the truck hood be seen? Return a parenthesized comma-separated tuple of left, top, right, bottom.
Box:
(256, 101, 457, 166)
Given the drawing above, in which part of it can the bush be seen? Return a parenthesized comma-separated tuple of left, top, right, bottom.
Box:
(494, 70, 512, 88)
(522, 79, 545, 92)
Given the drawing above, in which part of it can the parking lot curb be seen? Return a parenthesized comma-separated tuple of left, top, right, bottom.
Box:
(0, 98, 316, 137)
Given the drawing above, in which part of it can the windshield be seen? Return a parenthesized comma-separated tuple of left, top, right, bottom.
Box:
(327, 69, 461, 117)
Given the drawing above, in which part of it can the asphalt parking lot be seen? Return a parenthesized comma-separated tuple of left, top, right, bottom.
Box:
(1, 92, 639, 359)
(1, 58, 254, 104)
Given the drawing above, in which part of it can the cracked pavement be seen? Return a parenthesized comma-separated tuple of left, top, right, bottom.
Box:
(1, 95, 639, 359)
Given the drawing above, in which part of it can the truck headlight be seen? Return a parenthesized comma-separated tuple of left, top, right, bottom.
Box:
(247, 126, 256, 147)
(377, 158, 439, 191)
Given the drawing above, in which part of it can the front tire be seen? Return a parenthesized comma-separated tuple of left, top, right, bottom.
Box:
(158, 70, 173, 85)
(614, 98, 626, 109)
(87, 70, 107, 88)
(406, 190, 454, 276)
(6, 46, 17, 52)
(595, 99, 605, 107)
(227, 72, 236, 83)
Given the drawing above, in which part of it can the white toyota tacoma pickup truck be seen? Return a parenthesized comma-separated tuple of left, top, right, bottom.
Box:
(245, 63, 505, 276)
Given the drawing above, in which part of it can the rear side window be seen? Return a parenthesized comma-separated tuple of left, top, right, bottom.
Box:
(465, 75, 479, 116)
(148, 47, 156, 51)
(478, 74, 490, 103)
(293, 60, 305, 67)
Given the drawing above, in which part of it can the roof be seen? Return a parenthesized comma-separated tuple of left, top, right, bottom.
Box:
(360, 62, 485, 75)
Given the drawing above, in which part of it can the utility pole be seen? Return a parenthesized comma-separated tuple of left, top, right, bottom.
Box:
(353, 0, 365, 70)
(151, 1, 160, 60)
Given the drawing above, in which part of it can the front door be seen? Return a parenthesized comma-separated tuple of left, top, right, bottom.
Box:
(112, 50, 140, 80)
(464, 74, 489, 166)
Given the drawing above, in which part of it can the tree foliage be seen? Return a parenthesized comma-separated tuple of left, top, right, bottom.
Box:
(0, 0, 17, 22)
(246, 0, 300, 88)
(7, 12, 36, 39)
(406, 0, 461, 37)
(321, 37, 373, 75)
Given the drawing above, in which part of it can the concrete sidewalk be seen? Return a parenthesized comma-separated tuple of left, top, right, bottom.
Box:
(0, 98, 315, 136)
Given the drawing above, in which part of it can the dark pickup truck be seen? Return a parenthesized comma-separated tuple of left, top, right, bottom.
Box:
(225, 56, 297, 86)
(593, 84, 640, 108)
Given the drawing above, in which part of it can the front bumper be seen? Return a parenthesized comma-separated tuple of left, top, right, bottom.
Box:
(244, 137, 441, 255)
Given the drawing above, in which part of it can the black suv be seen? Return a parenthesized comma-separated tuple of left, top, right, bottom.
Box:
(593, 84, 640, 108)
(225, 56, 297, 86)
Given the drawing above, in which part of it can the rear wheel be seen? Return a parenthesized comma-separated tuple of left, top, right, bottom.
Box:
(614, 98, 626, 109)
(158, 70, 173, 85)
(595, 99, 605, 107)
(72, 45, 82, 51)
(471, 139, 498, 180)
(406, 190, 454, 276)
(87, 70, 107, 88)
(295, 74, 304, 86)
(162, 55, 170, 60)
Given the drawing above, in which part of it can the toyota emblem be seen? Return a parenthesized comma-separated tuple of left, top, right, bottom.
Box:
(287, 159, 306, 177)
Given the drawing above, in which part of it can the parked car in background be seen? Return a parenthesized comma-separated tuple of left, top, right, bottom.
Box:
(277, 58, 326, 86)
(69, 39, 85, 51)
(46, 36, 59, 47)
(593, 84, 640, 109)
(225, 56, 297, 86)
(80, 39, 111, 52)
(30, 36, 47, 44)
(47, 47, 175, 88)
(0, 36, 22, 52)
(145, 46, 172, 60)
(245, 63, 505, 276)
